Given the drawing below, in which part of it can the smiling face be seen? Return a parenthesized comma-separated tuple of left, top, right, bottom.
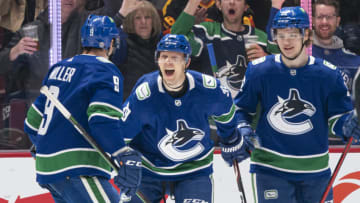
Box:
(275, 28, 307, 59)
(216, 0, 247, 27)
(158, 51, 188, 90)
(313, 4, 340, 41)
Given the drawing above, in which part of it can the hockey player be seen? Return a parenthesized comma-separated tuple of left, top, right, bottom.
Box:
(23, 15, 142, 202)
(119, 34, 253, 202)
(234, 7, 360, 203)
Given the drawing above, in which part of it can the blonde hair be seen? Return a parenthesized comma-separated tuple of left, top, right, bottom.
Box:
(122, 1, 162, 38)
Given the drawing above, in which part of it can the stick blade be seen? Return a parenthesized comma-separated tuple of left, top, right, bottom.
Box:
(353, 69, 360, 124)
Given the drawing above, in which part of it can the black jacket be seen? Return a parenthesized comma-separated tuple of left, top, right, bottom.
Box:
(0, 2, 120, 101)
(112, 33, 160, 101)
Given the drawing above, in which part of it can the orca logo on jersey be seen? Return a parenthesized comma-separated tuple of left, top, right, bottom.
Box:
(217, 55, 247, 98)
(158, 119, 205, 162)
(267, 88, 316, 135)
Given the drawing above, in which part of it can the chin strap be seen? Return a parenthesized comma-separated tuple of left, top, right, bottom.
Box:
(160, 69, 187, 91)
(163, 79, 185, 91)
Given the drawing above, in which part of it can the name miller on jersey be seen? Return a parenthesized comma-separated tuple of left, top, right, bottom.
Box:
(48, 66, 76, 83)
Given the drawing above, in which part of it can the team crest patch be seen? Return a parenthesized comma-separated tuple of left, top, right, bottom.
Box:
(202, 74, 216, 89)
(158, 119, 205, 162)
(136, 82, 151, 100)
(267, 88, 316, 135)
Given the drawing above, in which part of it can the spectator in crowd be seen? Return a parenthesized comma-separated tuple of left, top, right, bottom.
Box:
(0, 0, 47, 35)
(0, 0, 122, 103)
(266, 0, 360, 94)
(163, 0, 221, 34)
(235, 6, 358, 202)
(111, 0, 162, 101)
(162, 0, 257, 35)
(171, 0, 278, 99)
(0, 0, 47, 95)
(312, 0, 360, 93)
(0, 0, 47, 150)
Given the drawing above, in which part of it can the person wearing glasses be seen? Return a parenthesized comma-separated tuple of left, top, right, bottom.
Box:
(311, 0, 360, 94)
(267, 0, 360, 95)
(235, 6, 359, 203)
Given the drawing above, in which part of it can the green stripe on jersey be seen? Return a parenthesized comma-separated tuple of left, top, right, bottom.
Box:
(26, 105, 43, 130)
(87, 103, 123, 119)
(142, 149, 214, 176)
(85, 177, 107, 203)
(36, 149, 111, 174)
(212, 104, 236, 124)
(251, 148, 329, 172)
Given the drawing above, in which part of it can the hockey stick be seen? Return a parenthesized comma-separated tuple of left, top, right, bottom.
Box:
(40, 86, 130, 203)
(233, 160, 247, 203)
(320, 137, 353, 203)
(206, 43, 219, 77)
(207, 43, 247, 202)
(319, 68, 360, 203)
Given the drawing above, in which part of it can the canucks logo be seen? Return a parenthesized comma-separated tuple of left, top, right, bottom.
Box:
(158, 119, 205, 162)
(267, 89, 316, 135)
(217, 55, 247, 98)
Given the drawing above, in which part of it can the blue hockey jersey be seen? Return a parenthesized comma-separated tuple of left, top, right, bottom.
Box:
(24, 54, 125, 184)
(313, 45, 360, 93)
(120, 70, 237, 180)
(235, 54, 353, 181)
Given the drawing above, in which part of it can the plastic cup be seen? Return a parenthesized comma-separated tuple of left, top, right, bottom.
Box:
(244, 35, 258, 50)
(22, 25, 39, 50)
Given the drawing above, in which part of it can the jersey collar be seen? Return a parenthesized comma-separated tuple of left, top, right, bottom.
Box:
(157, 72, 195, 93)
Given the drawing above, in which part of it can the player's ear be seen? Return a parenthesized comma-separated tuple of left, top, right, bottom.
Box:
(185, 58, 191, 69)
(107, 39, 115, 57)
(304, 29, 313, 47)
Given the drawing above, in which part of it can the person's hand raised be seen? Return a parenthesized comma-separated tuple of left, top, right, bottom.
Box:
(119, 0, 144, 17)
(194, 7, 208, 24)
(184, 0, 202, 16)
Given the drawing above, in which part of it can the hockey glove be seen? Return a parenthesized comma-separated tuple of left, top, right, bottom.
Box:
(220, 122, 256, 166)
(114, 148, 142, 197)
(342, 111, 360, 144)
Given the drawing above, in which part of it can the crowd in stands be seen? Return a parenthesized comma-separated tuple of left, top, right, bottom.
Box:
(0, 0, 359, 150)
